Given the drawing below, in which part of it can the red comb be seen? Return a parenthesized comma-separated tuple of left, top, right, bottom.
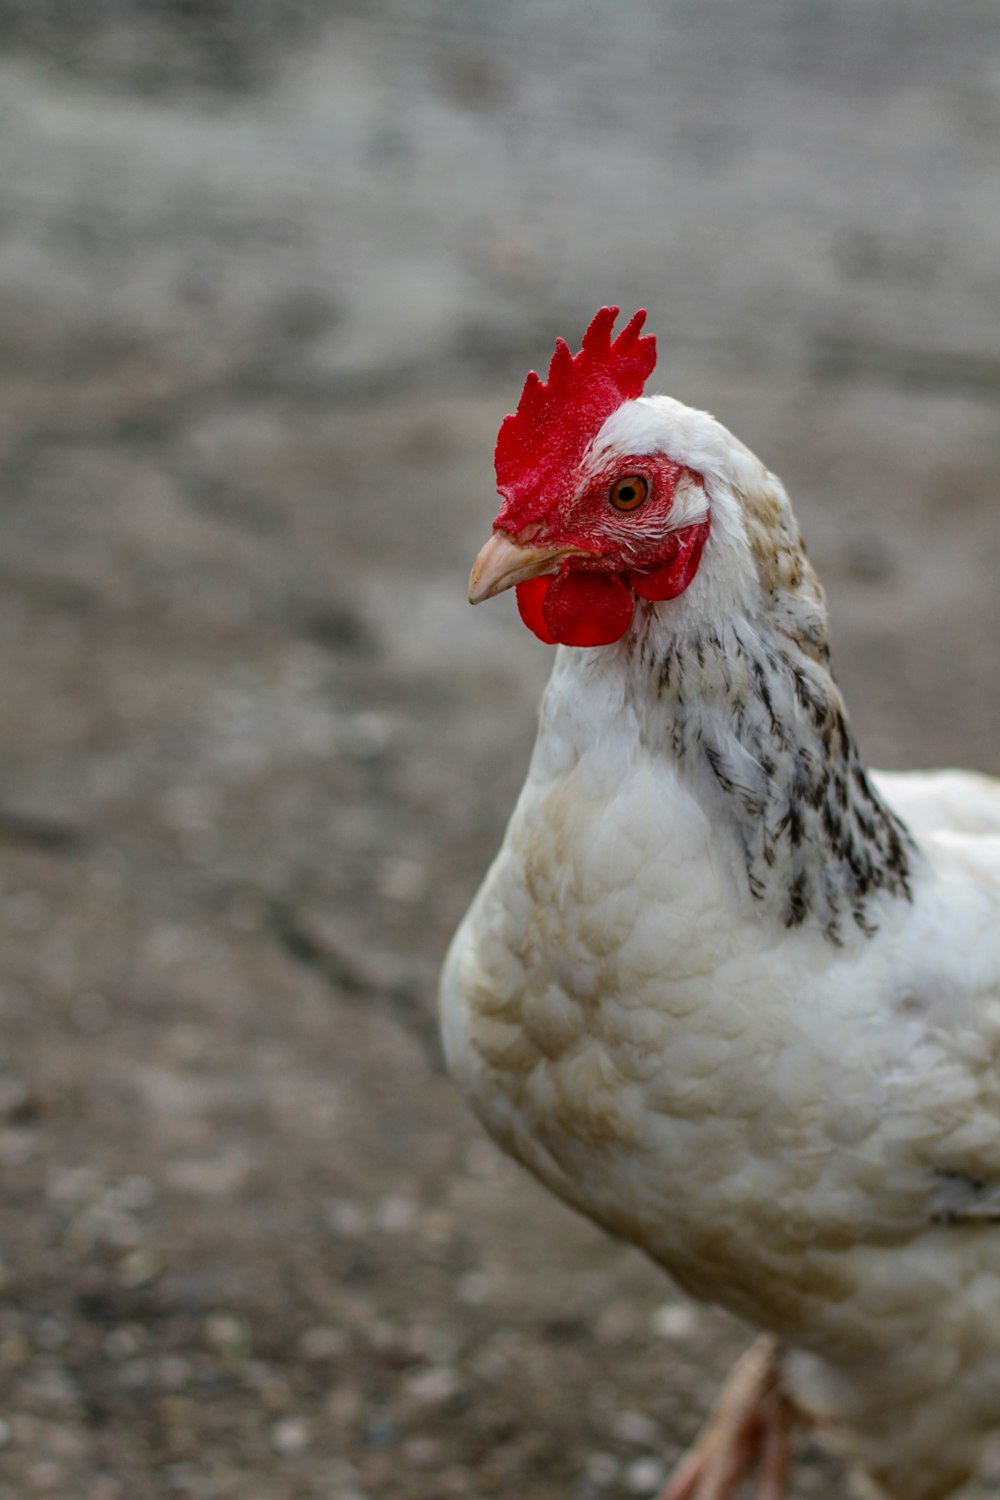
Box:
(494, 306, 656, 531)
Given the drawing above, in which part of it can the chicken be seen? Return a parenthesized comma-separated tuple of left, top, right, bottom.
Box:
(439, 306, 1000, 1500)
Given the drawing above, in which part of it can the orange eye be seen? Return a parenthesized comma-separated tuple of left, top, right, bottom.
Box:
(609, 474, 649, 512)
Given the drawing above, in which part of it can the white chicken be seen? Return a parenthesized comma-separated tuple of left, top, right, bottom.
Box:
(440, 307, 1000, 1500)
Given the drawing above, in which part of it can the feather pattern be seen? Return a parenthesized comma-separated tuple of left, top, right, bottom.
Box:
(442, 380, 1000, 1500)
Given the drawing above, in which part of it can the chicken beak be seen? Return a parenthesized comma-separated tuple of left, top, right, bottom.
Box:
(468, 532, 590, 605)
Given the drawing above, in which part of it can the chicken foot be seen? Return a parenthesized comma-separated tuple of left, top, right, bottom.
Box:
(657, 1336, 794, 1500)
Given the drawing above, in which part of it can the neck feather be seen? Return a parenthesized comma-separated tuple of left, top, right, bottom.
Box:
(629, 598, 915, 944)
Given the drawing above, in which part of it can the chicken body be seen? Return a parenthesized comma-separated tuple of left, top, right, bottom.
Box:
(441, 385, 1000, 1499)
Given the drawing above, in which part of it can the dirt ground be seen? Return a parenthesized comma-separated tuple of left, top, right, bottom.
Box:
(0, 3, 999, 1497)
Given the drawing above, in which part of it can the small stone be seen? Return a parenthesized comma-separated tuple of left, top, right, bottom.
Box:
(47, 1165, 101, 1206)
(204, 1313, 251, 1356)
(27, 1459, 65, 1490)
(111, 1176, 157, 1212)
(270, 1416, 309, 1455)
(117, 1249, 162, 1288)
(325, 1201, 367, 1238)
(340, 711, 393, 759)
(158, 1356, 192, 1392)
(623, 1456, 666, 1495)
(102, 1213, 144, 1251)
(403, 1364, 460, 1407)
(160, 785, 219, 831)
(297, 1325, 347, 1361)
(26, 1368, 77, 1408)
(374, 1195, 417, 1233)
(612, 1410, 661, 1447)
(104, 1325, 147, 1360)
(650, 1303, 697, 1340)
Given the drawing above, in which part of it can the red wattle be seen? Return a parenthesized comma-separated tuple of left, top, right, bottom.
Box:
(541, 570, 635, 647)
(516, 520, 709, 647)
(516, 576, 559, 643)
(628, 519, 710, 601)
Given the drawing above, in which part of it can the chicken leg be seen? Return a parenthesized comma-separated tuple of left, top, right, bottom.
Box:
(657, 1337, 794, 1500)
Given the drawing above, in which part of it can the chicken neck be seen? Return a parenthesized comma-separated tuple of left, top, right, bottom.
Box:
(624, 597, 916, 944)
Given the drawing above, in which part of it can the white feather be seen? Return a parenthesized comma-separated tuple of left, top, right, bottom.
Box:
(441, 393, 1000, 1500)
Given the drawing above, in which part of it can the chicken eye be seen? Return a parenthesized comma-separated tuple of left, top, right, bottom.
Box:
(609, 474, 649, 512)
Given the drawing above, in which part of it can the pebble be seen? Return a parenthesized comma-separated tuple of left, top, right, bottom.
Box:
(373, 1195, 417, 1233)
(26, 1460, 65, 1491)
(297, 1324, 348, 1360)
(203, 1313, 250, 1355)
(47, 1165, 102, 1206)
(109, 1175, 157, 1213)
(623, 1456, 667, 1495)
(325, 1201, 368, 1238)
(402, 1364, 460, 1407)
(650, 1302, 698, 1340)
(104, 1324, 147, 1359)
(23, 1368, 77, 1409)
(117, 1249, 162, 1288)
(270, 1417, 309, 1455)
(612, 1410, 662, 1447)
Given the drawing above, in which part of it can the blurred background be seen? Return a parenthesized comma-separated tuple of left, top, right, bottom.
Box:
(0, 2, 998, 1497)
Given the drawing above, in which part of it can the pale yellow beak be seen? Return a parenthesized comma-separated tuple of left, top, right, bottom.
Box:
(468, 532, 592, 605)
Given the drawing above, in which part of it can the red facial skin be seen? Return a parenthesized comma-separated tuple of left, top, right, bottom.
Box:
(491, 307, 710, 647)
(507, 454, 711, 647)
